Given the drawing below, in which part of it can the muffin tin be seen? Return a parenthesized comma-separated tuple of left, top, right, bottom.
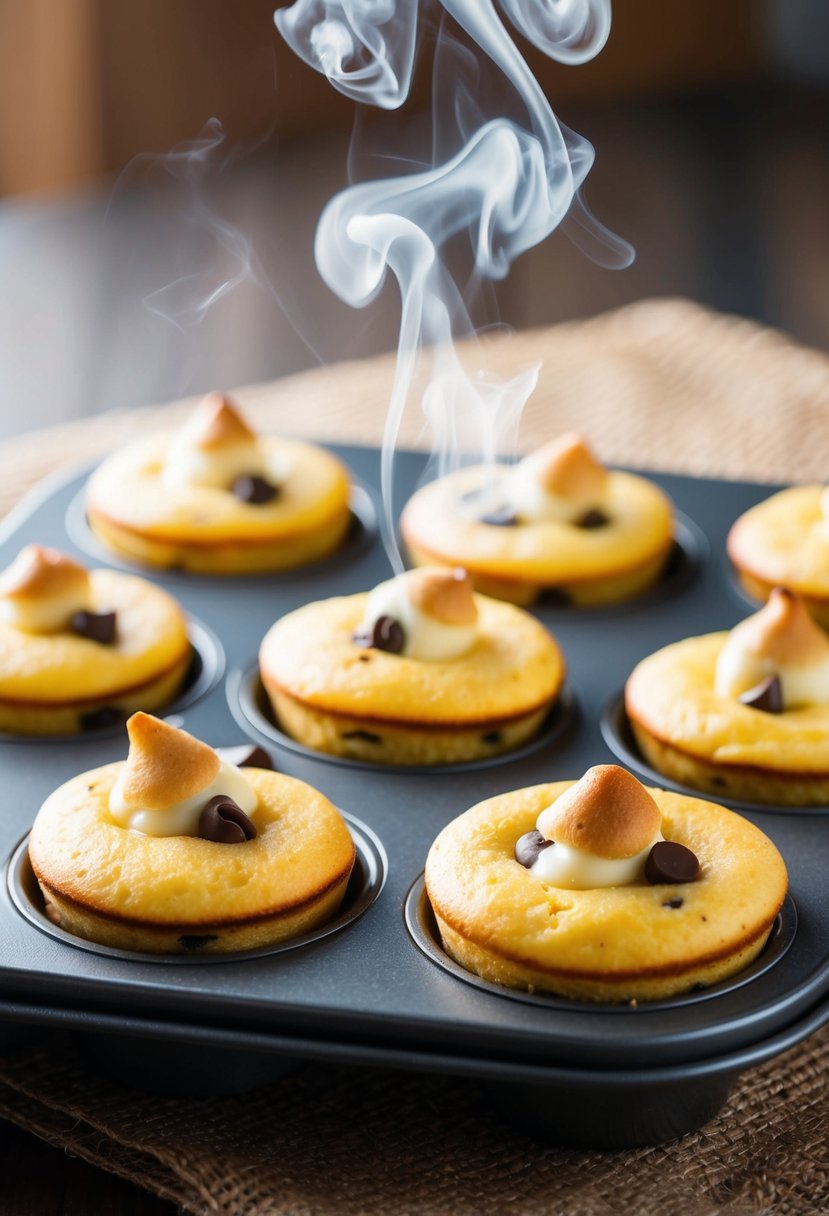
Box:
(0, 445, 827, 1149)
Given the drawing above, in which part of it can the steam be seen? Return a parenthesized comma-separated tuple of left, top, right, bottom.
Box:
(118, 118, 324, 367)
(276, 0, 632, 570)
(275, 1, 418, 109)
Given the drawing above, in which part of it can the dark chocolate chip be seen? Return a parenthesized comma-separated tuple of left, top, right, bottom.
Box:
(514, 829, 554, 869)
(71, 610, 117, 645)
(645, 840, 700, 885)
(231, 474, 279, 504)
(480, 505, 519, 527)
(575, 507, 610, 530)
(458, 489, 519, 527)
(178, 935, 218, 951)
(342, 729, 382, 744)
(352, 614, 406, 655)
(216, 744, 274, 770)
(738, 674, 783, 714)
(482, 730, 502, 744)
(79, 706, 126, 732)
(198, 795, 257, 844)
(539, 586, 572, 607)
(662, 897, 684, 909)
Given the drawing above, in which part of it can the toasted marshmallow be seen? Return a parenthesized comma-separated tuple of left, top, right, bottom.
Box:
(162, 392, 279, 490)
(715, 588, 829, 708)
(109, 712, 257, 837)
(502, 434, 610, 524)
(531, 765, 663, 889)
(358, 568, 479, 662)
(0, 545, 91, 633)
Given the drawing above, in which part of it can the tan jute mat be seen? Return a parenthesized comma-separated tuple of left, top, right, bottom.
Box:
(0, 297, 827, 1215)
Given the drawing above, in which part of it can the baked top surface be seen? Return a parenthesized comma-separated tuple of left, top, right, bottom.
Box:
(29, 766, 356, 926)
(425, 781, 787, 977)
(626, 632, 829, 773)
(401, 465, 674, 581)
(0, 569, 189, 704)
(86, 433, 350, 544)
(259, 592, 565, 724)
(728, 485, 829, 597)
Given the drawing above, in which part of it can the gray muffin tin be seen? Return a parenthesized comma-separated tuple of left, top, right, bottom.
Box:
(0, 444, 827, 1149)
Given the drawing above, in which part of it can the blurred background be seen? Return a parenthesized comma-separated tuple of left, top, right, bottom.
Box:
(1, 0, 828, 440)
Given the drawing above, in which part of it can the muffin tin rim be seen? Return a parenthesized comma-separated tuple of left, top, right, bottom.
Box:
(600, 689, 829, 817)
(0, 613, 225, 747)
(63, 475, 380, 586)
(404, 873, 799, 1014)
(6, 810, 388, 966)
(228, 660, 580, 775)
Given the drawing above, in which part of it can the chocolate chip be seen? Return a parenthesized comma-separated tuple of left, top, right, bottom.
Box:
(458, 489, 519, 526)
(515, 829, 554, 869)
(231, 474, 278, 504)
(178, 935, 218, 951)
(198, 795, 257, 844)
(738, 674, 783, 714)
(662, 897, 684, 909)
(645, 841, 700, 885)
(482, 730, 502, 744)
(539, 586, 572, 607)
(342, 729, 382, 744)
(216, 745, 274, 770)
(79, 706, 126, 732)
(71, 611, 117, 645)
(480, 505, 519, 527)
(575, 507, 610, 529)
(352, 615, 406, 655)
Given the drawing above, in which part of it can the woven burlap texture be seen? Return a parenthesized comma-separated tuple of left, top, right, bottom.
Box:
(0, 298, 827, 1215)
(0, 1027, 827, 1216)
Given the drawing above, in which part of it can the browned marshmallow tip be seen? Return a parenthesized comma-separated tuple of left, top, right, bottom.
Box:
(0, 545, 89, 602)
(537, 765, 662, 860)
(532, 433, 608, 499)
(186, 392, 257, 450)
(405, 567, 478, 625)
(118, 712, 221, 811)
(735, 587, 829, 666)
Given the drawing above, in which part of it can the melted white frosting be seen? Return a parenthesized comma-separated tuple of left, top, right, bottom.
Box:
(530, 802, 662, 890)
(530, 836, 661, 890)
(0, 587, 91, 634)
(715, 637, 829, 708)
(162, 433, 290, 491)
(359, 577, 477, 662)
(108, 762, 257, 837)
(501, 459, 610, 524)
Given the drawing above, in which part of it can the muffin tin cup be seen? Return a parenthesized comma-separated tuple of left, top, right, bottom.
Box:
(405, 875, 798, 1013)
(228, 662, 579, 775)
(64, 475, 379, 585)
(7, 811, 387, 965)
(0, 615, 224, 746)
(0, 448, 827, 1147)
(600, 690, 829, 817)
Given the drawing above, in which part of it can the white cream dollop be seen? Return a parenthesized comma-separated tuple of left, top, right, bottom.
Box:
(109, 761, 257, 837)
(163, 432, 273, 491)
(359, 576, 477, 662)
(0, 585, 91, 634)
(715, 589, 829, 709)
(716, 643, 829, 709)
(500, 436, 611, 524)
(530, 833, 662, 890)
(0, 547, 92, 634)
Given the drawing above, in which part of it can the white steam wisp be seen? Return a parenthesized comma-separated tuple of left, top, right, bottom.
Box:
(276, 0, 632, 569)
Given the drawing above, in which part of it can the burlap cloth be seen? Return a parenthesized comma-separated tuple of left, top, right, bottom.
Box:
(0, 297, 827, 1214)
